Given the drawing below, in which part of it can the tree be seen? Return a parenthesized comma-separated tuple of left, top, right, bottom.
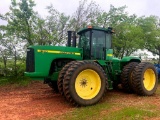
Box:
(45, 5, 70, 45)
(100, 5, 129, 28)
(0, 25, 8, 76)
(0, 14, 26, 76)
(112, 20, 144, 58)
(96, 5, 145, 58)
(6, 0, 36, 45)
(138, 16, 160, 63)
(69, 0, 102, 32)
(33, 15, 49, 45)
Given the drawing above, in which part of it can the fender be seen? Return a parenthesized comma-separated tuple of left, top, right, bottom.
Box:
(121, 56, 141, 63)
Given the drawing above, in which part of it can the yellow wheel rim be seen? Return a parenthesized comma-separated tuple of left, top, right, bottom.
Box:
(75, 69, 101, 100)
(143, 69, 156, 91)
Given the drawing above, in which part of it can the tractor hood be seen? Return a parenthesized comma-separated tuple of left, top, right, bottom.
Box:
(25, 45, 83, 78)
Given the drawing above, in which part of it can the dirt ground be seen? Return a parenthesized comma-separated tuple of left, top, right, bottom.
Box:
(0, 81, 73, 120)
(0, 81, 160, 120)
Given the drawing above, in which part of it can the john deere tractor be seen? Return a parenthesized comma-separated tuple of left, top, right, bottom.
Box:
(25, 26, 158, 106)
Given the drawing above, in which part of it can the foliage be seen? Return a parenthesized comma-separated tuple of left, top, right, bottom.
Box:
(69, 0, 102, 32)
(0, 0, 160, 82)
(0, 60, 31, 86)
(113, 21, 144, 58)
(44, 5, 70, 45)
(102, 6, 144, 58)
(0, 76, 32, 86)
(137, 16, 160, 63)
(6, 0, 36, 45)
(0, 60, 25, 76)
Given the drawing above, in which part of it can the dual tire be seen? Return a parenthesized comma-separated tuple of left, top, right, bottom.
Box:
(132, 62, 158, 96)
(58, 61, 108, 106)
(121, 62, 139, 93)
(121, 62, 158, 96)
(52, 61, 158, 106)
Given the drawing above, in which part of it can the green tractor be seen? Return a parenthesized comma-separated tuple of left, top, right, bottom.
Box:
(25, 26, 158, 106)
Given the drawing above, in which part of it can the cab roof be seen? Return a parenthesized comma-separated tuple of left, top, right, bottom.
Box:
(77, 26, 114, 35)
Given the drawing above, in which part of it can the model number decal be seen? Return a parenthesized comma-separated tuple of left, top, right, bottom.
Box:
(37, 49, 80, 55)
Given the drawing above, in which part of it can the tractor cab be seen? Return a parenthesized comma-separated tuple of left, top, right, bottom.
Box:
(77, 26, 114, 60)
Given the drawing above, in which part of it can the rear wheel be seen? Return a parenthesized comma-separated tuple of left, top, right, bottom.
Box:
(63, 61, 108, 106)
(132, 62, 158, 96)
(57, 61, 76, 96)
(121, 62, 139, 93)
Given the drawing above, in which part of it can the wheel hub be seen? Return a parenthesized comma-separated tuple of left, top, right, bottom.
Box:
(143, 69, 156, 91)
(75, 69, 101, 99)
(80, 79, 88, 87)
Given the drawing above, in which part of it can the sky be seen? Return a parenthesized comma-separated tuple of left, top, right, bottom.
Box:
(0, 0, 160, 20)
(0, 0, 159, 58)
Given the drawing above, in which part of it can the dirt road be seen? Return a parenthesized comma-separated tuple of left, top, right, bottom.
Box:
(0, 81, 160, 120)
(0, 81, 73, 120)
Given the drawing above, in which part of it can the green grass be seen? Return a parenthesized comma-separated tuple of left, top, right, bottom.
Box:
(64, 103, 112, 120)
(0, 77, 9, 86)
(55, 104, 158, 120)
(47, 84, 160, 120)
(104, 107, 156, 120)
(0, 76, 32, 87)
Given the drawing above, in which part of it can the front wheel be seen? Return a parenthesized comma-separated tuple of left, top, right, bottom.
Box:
(63, 61, 108, 106)
(57, 61, 76, 96)
(132, 62, 158, 96)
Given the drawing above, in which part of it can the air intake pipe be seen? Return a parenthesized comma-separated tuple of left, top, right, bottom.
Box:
(67, 31, 76, 47)
(72, 31, 76, 47)
(67, 31, 72, 47)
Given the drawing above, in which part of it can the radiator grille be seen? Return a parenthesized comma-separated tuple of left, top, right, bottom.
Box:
(26, 48, 35, 72)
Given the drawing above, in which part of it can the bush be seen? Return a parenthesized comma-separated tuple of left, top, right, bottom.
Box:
(0, 76, 32, 86)
(0, 60, 26, 77)
(0, 60, 32, 86)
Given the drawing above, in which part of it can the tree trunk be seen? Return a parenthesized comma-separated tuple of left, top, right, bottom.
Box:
(121, 46, 125, 59)
(14, 49, 17, 76)
(2, 56, 7, 76)
(25, 19, 33, 45)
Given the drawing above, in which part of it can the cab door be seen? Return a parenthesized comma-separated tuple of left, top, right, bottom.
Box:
(91, 30, 106, 60)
